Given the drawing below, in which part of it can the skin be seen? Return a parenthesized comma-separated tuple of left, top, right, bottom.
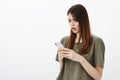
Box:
(57, 13, 103, 80)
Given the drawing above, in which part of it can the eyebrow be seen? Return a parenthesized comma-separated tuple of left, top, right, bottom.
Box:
(68, 18, 76, 20)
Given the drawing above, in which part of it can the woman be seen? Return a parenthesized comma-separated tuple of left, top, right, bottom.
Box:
(56, 4, 105, 80)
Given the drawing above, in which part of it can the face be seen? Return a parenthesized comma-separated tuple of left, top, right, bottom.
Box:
(68, 13, 80, 34)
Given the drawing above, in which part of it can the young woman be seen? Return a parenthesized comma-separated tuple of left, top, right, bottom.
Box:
(56, 4, 105, 80)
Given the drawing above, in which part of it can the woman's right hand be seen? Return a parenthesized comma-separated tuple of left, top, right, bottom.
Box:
(57, 48, 64, 62)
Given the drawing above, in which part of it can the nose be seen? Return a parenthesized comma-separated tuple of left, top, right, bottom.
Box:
(70, 21, 74, 26)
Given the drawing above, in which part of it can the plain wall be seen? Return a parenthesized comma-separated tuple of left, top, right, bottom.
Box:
(0, 0, 120, 80)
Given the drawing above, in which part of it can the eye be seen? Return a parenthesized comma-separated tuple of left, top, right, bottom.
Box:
(73, 19, 78, 22)
(68, 19, 71, 22)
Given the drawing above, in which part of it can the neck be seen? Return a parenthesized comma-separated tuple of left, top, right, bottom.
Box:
(75, 33, 80, 43)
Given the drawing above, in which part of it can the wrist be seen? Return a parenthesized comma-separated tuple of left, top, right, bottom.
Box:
(58, 57, 63, 62)
(78, 55, 84, 63)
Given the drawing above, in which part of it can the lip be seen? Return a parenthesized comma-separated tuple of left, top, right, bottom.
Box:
(71, 28, 77, 32)
(71, 28, 76, 30)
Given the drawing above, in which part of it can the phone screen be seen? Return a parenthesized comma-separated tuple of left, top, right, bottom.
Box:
(55, 42, 64, 48)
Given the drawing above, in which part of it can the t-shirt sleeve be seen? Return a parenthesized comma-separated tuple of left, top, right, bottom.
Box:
(94, 38, 105, 67)
(55, 36, 68, 61)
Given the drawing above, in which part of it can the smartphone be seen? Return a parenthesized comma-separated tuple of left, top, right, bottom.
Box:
(55, 42, 64, 48)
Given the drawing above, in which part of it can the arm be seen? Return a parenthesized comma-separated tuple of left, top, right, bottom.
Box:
(59, 61, 63, 70)
(57, 48, 64, 70)
(79, 56, 103, 80)
(62, 48, 103, 80)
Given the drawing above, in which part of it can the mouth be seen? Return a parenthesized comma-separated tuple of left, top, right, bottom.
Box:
(71, 28, 76, 31)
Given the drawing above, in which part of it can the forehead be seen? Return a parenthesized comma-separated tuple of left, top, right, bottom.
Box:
(68, 13, 74, 19)
(68, 13, 77, 20)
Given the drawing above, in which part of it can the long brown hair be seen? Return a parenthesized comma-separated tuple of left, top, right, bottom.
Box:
(66, 4, 93, 54)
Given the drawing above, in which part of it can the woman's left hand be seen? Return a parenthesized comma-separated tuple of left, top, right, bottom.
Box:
(60, 48, 82, 62)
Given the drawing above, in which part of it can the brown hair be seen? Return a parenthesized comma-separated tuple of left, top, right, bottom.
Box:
(66, 4, 93, 54)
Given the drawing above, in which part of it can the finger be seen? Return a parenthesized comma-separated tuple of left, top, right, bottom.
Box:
(58, 48, 65, 52)
(62, 53, 70, 58)
(61, 48, 71, 51)
(57, 48, 61, 52)
(58, 48, 63, 50)
(57, 49, 64, 54)
(61, 51, 70, 54)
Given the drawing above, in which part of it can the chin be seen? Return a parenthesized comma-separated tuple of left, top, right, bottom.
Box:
(72, 29, 79, 34)
(72, 31, 77, 34)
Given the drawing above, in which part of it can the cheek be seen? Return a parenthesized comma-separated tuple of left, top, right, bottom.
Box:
(76, 24, 80, 29)
(76, 25, 80, 32)
(69, 23, 72, 28)
(75, 22, 79, 27)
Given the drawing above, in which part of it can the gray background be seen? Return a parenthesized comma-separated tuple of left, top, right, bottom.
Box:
(0, 0, 119, 80)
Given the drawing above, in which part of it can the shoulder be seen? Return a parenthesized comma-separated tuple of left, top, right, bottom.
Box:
(60, 36, 69, 46)
(92, 35, 104, 43)
(92, 35, 105, 49)
(60, 36, 69, 42)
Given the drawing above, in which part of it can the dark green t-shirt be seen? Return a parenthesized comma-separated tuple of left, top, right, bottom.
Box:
(56, 35, 105, 80)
